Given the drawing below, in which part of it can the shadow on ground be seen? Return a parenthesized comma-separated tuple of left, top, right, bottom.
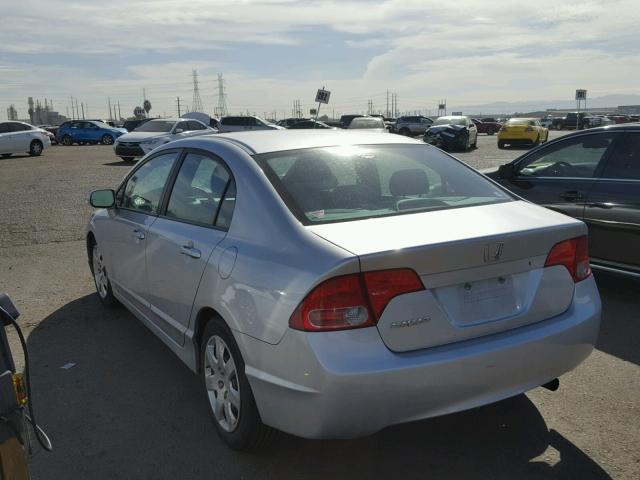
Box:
(27, 294, 611, 479)
(103, 161, 136, 167)
(594, 271, 640, 365)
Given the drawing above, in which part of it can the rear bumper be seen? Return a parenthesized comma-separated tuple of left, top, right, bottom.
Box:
(238, 276, 600, 439)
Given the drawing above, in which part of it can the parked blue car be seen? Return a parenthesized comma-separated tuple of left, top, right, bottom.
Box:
(56, 120, 127, 146)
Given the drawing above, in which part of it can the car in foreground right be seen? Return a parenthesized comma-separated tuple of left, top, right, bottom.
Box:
(86, 130, 600, 450)
(486, 123, 640, 278)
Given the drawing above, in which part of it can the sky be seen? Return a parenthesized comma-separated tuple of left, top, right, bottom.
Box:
(1, 0, 639, 121)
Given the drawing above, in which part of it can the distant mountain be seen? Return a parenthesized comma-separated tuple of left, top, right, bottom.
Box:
(449, 94, 640, 115)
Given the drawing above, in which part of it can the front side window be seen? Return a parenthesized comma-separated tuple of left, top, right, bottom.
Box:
(121, 152, 179, 213)
(256, 145, 511, 224)
(0, 123, 9, 134)
(519, 133, 618, 178)
(601, 133, 640, 180)
(166, 153, 231, 225)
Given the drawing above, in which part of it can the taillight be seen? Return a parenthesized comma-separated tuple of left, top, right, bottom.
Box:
(289, 269, 424, 331)
(544, 236, 591, 282)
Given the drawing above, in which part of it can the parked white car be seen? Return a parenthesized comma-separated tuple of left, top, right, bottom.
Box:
(114, 118, 216, 163)
(0, 121, 51, 157)
(218, 116, 285, 133)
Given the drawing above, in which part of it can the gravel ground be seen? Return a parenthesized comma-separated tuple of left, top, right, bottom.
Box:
(0, 134, 638, 479)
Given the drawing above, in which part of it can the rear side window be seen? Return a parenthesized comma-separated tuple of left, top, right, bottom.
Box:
(166, 153, 230, 225)
(0, 123, 9, 133)
(187, 121, 206, 131)
(223, 117, 242, 126)
(9, 123, 30, 132)
(601, 133, 640, 180)
(256, 145, 511, 224)
(120, 152, 179, 213)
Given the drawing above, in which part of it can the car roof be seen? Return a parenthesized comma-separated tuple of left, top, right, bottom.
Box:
(190, 130, 422, 154)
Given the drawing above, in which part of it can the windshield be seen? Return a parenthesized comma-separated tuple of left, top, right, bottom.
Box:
(256, 145, 512, 224)
(433, 117, 467, 126)
(134, 120, 176, 132)
(349, 118, 385, 129)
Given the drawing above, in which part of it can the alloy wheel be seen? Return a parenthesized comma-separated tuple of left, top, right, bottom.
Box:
(204, 335, 241, 432)
(92, 245, 109, 299)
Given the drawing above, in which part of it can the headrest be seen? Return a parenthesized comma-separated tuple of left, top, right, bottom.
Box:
(389, 169, 429, 196)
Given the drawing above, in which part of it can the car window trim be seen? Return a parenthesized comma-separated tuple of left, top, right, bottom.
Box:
(115, 148, 185, 216)
(156, 147, 235, 232)
(597, 132, 640, 182)
(513, 131, 621, 180)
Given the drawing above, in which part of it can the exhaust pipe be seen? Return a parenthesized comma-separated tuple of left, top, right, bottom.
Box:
(542, 378, 559, 391)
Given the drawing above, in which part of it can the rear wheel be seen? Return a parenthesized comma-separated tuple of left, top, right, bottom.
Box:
(399, 128, 411, 136)
(201, 321, 273, 450)
(120, 156, 134, 163)
(532, 135, 540, 146)
(101, 134, 114, 145)
(1, 153, 10, 158)
(498, 140, 506, 149)
(486, 128, 495, 135)
(62, 135, 73, 146)
(29, 140, 43, 156)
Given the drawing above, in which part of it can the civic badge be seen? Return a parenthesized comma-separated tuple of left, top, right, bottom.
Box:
(484, 242, 504, 263)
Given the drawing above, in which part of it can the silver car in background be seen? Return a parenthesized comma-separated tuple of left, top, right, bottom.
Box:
(87, 130, 600, 450)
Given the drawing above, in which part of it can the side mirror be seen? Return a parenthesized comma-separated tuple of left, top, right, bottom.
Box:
(175, 128, 184, 134)
(89, 189, 115, 208)
(497, 163, 516, 180)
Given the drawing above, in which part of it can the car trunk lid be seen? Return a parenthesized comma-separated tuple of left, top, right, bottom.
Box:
(308, 200, 585, 352)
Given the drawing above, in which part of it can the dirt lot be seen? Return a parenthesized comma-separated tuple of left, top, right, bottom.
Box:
(0, 133, 638, 479)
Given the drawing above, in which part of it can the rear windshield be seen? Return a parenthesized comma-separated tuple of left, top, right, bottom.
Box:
(506, 119, 534, 126)
(256, 145, 512, 224)
(349, 118, 385, 129)
(135, 120, 175, 132)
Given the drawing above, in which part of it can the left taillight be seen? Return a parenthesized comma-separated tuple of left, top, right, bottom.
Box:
(289, 269, 424, 331)
(544, 236, 591, 282)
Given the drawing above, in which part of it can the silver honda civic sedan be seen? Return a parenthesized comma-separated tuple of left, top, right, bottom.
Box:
(87, 130, 601, 450)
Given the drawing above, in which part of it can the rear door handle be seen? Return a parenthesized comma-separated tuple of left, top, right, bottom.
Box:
(132, 229, 145, 240)
(559, 190, 584, 201)
(180, 245, 201, 259)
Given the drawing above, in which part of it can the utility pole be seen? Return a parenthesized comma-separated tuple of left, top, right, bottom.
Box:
(70, 96, 74, 120)
(81, 102, 85, 120)
(117, 101, 121, 121)
(386, 90, 389, 118)
(108, 97, 112, 121)
(176, 96, 182, 117)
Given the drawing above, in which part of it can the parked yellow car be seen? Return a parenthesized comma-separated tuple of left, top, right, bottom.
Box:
(497, 118, 549, 149)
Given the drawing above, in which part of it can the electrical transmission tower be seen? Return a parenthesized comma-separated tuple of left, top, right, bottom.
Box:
(191, 70, 204, 112)
(215, 74, 228, 117)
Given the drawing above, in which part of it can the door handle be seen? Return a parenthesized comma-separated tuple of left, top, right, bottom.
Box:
(132, 229, 145, 240)
(559, 190, 584, 201)
(180, 245, 201, 259)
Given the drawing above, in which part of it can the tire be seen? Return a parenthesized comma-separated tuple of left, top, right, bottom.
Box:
(29, 140, 43, 156)
(90, 242, 118, 308)
(533, 135, 540, 147)
(399, 128, 411, 136)
(498, 140, 506, 149)
(201, 320, 273, 450)
(101, 134, 114, 145)
(1, 153, 11, 158)
(486, 128, 494, 135)
(458, 133, 469, 151)
(472, 134, 477, 148)
(120, 157, 134, 163)
(62, 135, 73, 146)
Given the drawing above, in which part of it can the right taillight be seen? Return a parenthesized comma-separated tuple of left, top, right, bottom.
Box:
(544, 236, 591, 282)
(289, 269, 424, 331)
